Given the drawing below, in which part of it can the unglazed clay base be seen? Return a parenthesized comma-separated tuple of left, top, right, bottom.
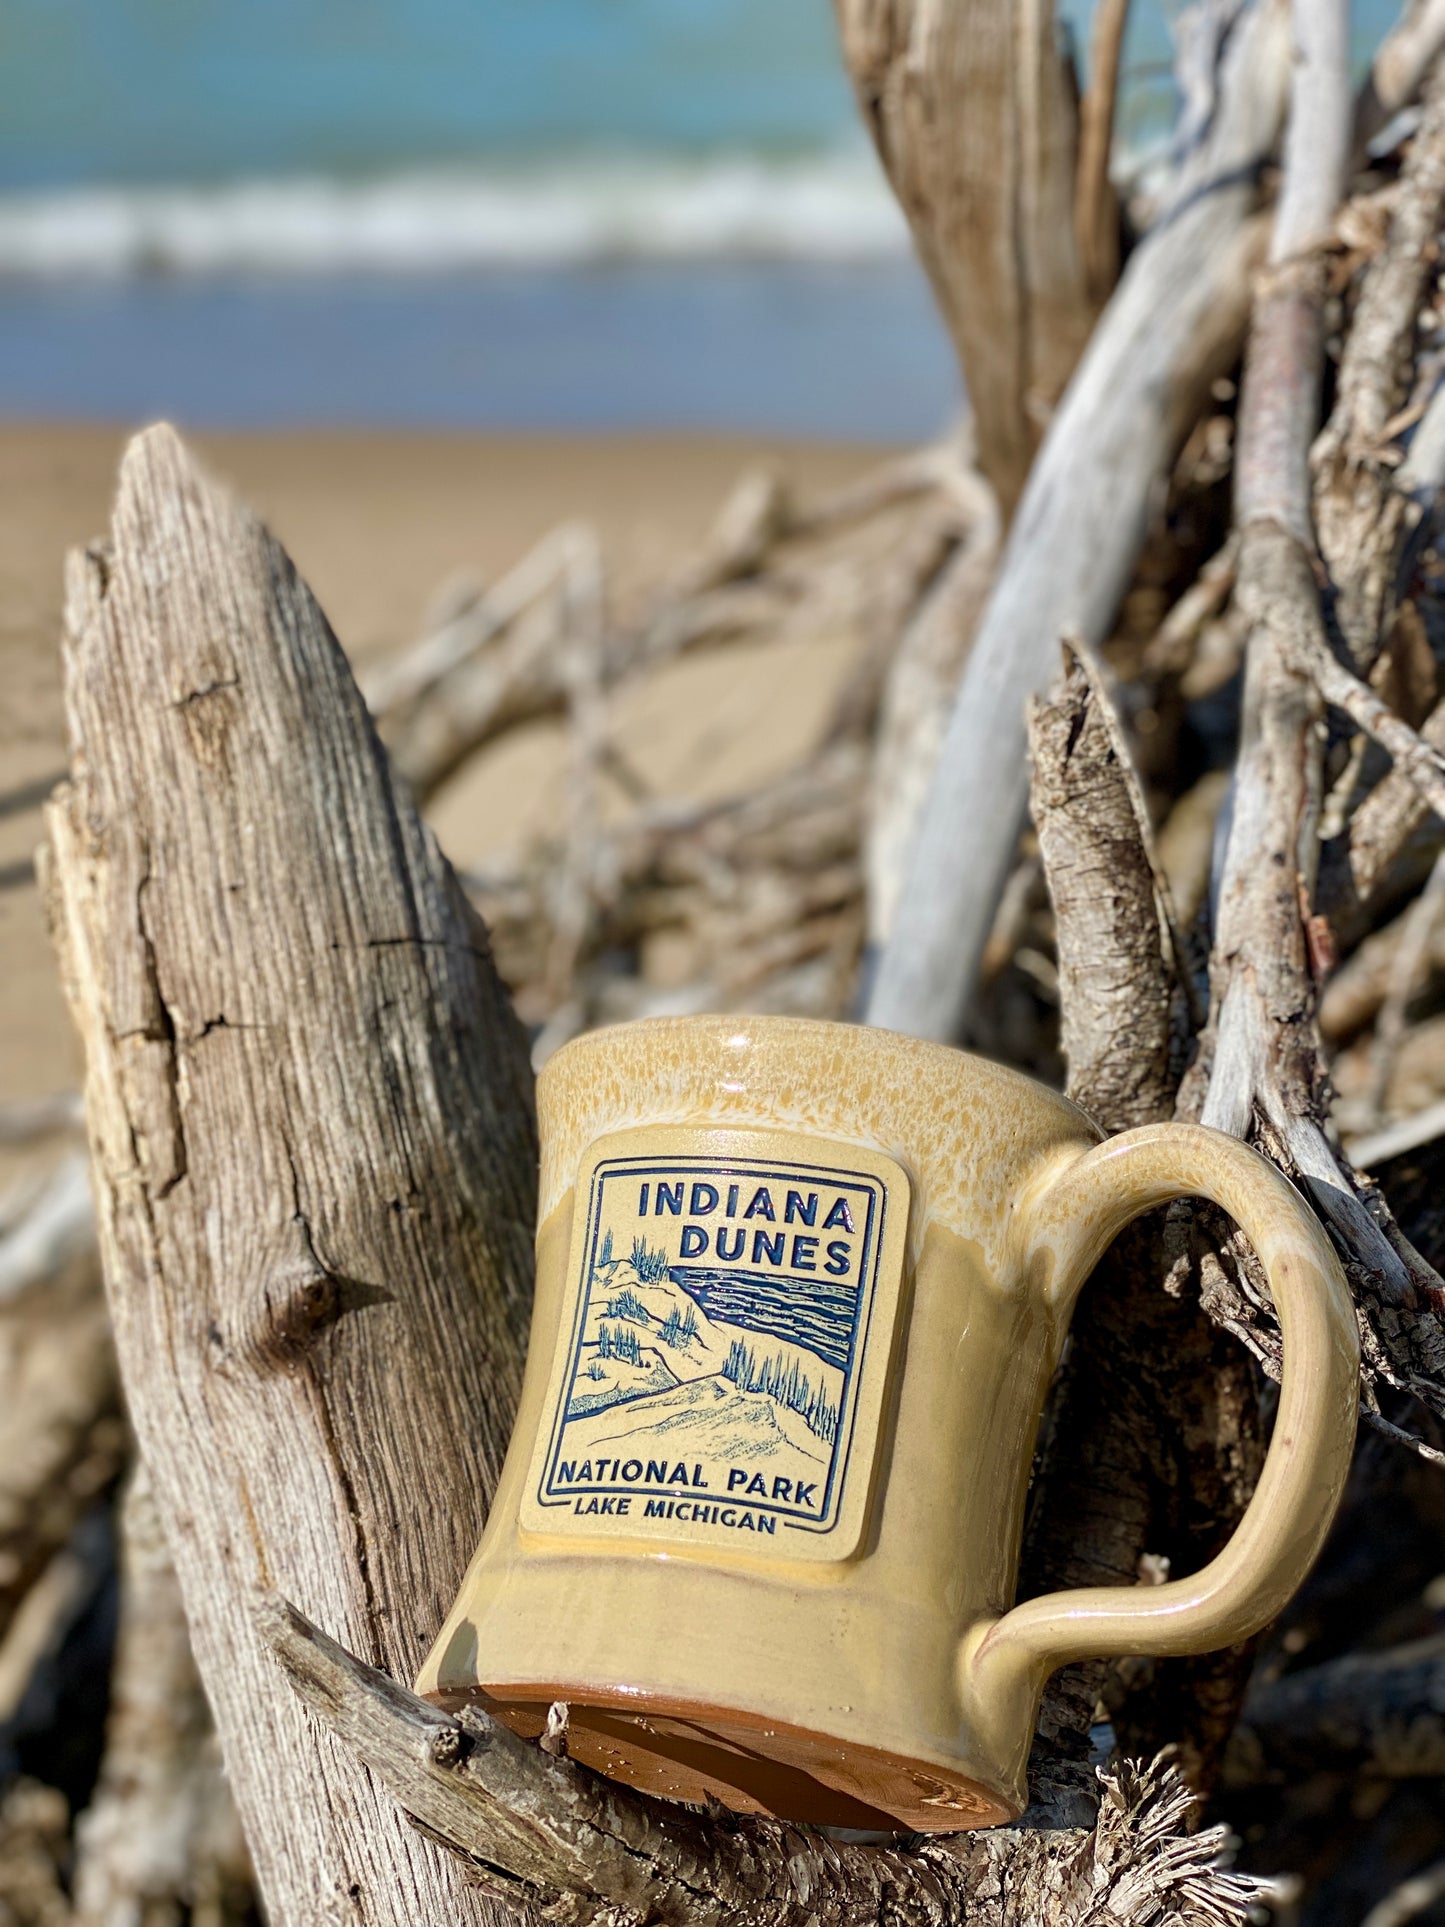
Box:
(427, 1683, 1012, 1833)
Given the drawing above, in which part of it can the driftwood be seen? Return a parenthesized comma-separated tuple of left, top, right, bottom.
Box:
(44, 424, 537, 1927)
(0, 1219, 118, 1662)
(39, 430, 1278, 1927)
(833, 0, 1098, 516)
(23, 0, 1445, 1915)
(0, 1094, 82, 1146)
(1226, 1633, 1445, 1782)
(0, 1154, 94, 1305)
(0, 1779, 70, 1927)
(866, 0, 1288, 1042)
(1178, 0, 1445, 1446)
(1193, 0, 1348, 1165)
(1075, 0, 1130, 302)
(1029, 646, 1183, 1130)
(1356, 0, 1445, 145)
(370, 444, 978, 846)
(1024, 651, 1262, 1790)
(265, 1596, 1263, 1927)
(865, 469, 999, 949)
(1365, 1862, 1445, 1927)
(1315, 65, 1445, 672)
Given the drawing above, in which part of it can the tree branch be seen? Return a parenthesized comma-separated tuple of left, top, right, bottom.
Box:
(264, 1593, 1268, 1927)
(1075, 0, 1131, 301)
(866, 0, 1288, 1042)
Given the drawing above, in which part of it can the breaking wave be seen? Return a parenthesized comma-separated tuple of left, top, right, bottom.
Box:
(0, 149, 909, 278)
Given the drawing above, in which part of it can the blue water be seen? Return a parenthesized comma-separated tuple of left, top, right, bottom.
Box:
(0, 259, 960, 440)
(672, 1267, 858, 1372)
(0, 0, 1402, 435)
(0, 0, 861, 190)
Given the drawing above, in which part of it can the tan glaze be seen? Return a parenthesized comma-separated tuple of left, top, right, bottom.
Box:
(418, 1016, 1360, 1832)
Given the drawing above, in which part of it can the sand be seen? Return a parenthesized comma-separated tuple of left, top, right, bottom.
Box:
(0, 422, 882, 1137)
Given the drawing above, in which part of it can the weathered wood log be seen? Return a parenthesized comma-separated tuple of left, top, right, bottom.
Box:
(866, 0, 1288, 1043)
(44, 423, 538, 1927)
(264, 1595, 1266, 1927)
(43, 425, 1280, 1927)
(833, 0, 1098, 516)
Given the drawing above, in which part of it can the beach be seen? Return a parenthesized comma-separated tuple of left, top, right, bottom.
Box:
(0, 421, 883, 1132)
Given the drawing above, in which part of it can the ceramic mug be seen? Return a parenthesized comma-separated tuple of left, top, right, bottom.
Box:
(417, 1015, 1359, 1832)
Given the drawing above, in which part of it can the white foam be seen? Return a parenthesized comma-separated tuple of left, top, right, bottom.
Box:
(0, 151, 910, 277)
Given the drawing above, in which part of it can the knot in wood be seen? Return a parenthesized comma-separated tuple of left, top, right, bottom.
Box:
(428, 1724, 466, 1769)
(243, 1254, 345, 1375)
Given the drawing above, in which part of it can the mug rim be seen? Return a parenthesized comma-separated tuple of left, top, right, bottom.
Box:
(530, 1009, 1098, 1285)
(538, 1010, 1072, 1111)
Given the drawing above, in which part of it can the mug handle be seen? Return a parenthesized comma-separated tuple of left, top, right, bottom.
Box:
(960, 1122, 1359, 1746)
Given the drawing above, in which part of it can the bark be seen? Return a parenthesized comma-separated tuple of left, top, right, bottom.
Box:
(44, 423, 538, 1927)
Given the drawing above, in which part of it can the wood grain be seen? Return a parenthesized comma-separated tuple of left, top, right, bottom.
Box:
(834, 0, 1096, 517)
(264, 1592, 1265, 1927)
(865, 0, 1288, 1043)
(44, 423, 539, 1927)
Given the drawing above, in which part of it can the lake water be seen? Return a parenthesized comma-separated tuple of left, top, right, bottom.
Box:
(0, 0, 1404, 436)
(672, 1266, 858, 1372)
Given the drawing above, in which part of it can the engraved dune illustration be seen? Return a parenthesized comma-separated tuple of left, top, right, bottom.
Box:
(560, 1240, 843, 1490)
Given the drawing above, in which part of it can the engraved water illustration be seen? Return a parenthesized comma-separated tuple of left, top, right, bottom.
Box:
(538, 1159, 887, 1537)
